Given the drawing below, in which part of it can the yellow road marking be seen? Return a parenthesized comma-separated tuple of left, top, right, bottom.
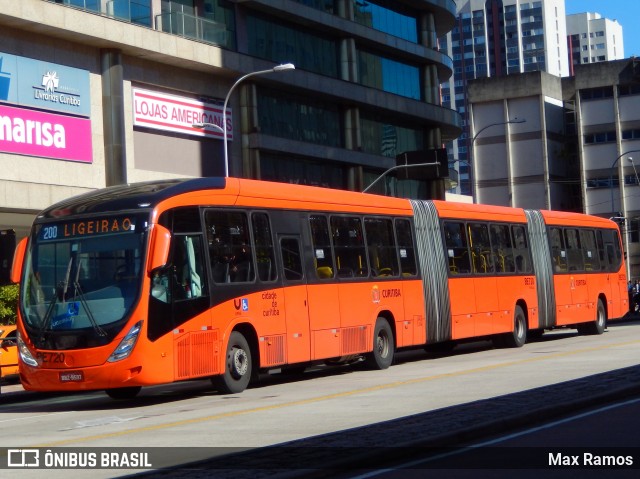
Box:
(32, 338, 640, 447)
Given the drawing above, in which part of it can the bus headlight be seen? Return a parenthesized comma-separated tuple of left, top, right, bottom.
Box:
(17, 331, 38, 367)
(108, 321, 143, 363)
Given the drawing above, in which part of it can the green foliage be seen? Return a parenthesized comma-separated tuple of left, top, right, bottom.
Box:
(0, 284, 18, 325)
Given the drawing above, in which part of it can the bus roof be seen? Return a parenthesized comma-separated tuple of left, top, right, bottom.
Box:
(36, 177, 413, 220)
(36, 178, 226, 219)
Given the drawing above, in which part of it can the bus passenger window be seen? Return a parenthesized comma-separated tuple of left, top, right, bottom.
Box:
(580, 230, 600, 271)
(280, 238, 303, 281)
(490, 224, 515, 273)
(252, 213, 277, 282)
(310, 215, 335, 279)
(395, 219, 417, 276)
(331, 216, 368, 277)
(511, 225, 532, 273)
(468, 223, 494, 274)
(206, 210, 255, 283)
(564, 229, 584, 272)
(172, 235, 206, 300)
(549, 228, 568, 272)
(365, 218, 398, 277)
(443, 222, 470, 274)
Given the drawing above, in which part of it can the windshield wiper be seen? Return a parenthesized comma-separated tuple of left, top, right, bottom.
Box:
(37, 258, 108, 343)
(72, 264, 107, 338)
(37, 257, 73, 345)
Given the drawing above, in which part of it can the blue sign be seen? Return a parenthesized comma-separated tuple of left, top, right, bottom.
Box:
(0, 52, 90, 117)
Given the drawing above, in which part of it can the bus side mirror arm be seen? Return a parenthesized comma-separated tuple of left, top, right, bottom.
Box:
(148, 224, 171, 274)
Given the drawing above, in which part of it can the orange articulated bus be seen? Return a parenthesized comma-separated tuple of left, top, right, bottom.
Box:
(8, 178, 627, 399)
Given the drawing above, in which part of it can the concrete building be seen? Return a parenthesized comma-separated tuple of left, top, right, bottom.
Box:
(468, 58, 640, 278)
(0, 0, 461, 242)
(440, 0, 569, 197)
(566, 12, 624, 75)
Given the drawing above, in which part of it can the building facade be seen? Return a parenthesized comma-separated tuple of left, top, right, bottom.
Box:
(566, 12, 624, 75)
(0, 0, 461, 241)
(440, 0, 569, 197)
(468, 58, 640, 278)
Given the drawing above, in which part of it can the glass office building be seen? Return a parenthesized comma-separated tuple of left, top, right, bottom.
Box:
(0, 1, 461, 239)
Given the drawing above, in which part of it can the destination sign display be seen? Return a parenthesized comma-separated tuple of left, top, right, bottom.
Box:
(37, 216, 137, 242)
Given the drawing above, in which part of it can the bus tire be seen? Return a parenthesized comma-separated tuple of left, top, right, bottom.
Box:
(105, 386, 141, 400)
(504, 305, 527, 348)
(579, 299, 607, 335)
(214, 331, 252, 394)
(365, 317, 394, 370)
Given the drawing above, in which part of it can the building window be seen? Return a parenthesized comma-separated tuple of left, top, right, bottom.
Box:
(247, 14, 338, 78)
(584, 131, 616, 144)
(580, 86, 614, 100)
(353, 0, 419, 43)
(357, 50, 421, 100)
(261, 155, 347, 189)
(360, 115, 423, 158)
(257, 87, 342, 147)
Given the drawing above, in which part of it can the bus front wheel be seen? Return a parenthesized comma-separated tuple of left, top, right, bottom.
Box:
(213, 331, 252, 394)
(365, 318, 394, 369)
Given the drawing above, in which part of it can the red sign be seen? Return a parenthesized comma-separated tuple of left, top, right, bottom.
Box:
(132, 88, 232, 140)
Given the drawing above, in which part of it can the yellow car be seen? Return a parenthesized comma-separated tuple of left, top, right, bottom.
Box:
(0, 325, 18, 380)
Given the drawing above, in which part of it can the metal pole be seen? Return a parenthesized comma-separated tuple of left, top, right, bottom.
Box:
(194, 64, 295, 177)
(470, 118, 526, 203)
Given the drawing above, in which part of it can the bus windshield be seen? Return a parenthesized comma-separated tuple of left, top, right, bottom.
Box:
(21, 214, 148, 338)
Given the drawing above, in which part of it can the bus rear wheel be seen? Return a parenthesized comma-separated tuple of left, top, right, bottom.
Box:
(213, 331, 252, 394)
(578, 299, 607, 335)
(365, 318, 394, 369)
(503, 305, 527, 348)
(105, 386, 141, 400)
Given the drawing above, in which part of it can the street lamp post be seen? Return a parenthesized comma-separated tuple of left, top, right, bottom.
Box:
(469, 117, 526, 202)
(609, 150, 640, 214)
(194, 63, 295, 177)
(362, 162, 441, 193)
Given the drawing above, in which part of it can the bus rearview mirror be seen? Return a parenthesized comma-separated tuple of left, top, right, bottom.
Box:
(10, 237, 28, 285)
(148, 224, 171, 274)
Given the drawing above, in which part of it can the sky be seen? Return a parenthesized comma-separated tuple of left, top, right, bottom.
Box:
(565, 0, 640, 57)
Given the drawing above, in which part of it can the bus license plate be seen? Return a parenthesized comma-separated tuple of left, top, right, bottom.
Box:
(59, 371, 84, 383)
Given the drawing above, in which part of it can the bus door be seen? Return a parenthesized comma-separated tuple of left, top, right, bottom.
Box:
(468, 223, 499, 335)
(307, 215, 341, 360)
(564, 228, 589, 323)
(549, 227, 574, 326)
(599, 229, 625, 318)
(278, 236, 310, 365)
(443, 221, 476, 339)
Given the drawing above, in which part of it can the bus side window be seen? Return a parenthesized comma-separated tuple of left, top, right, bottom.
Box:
(280, 237, 303, 281)
(550, 228, 567, 272)
(564, 228, 584, 272)
(252, 213, 277, 282)
(395, 219, 417, 276)
(331, 216, 367, 277)
(310, 215, 335, 279)
(443, 221, 470, 274)
(468, 223, 494, 274)
(172, 235, 206, 300)
(580, 229, 601, 271)
(511, 225, 531, 273)
(365, 217, 398, 277)
(490, 224, 515, 273)
(205, 210, 255, 283)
